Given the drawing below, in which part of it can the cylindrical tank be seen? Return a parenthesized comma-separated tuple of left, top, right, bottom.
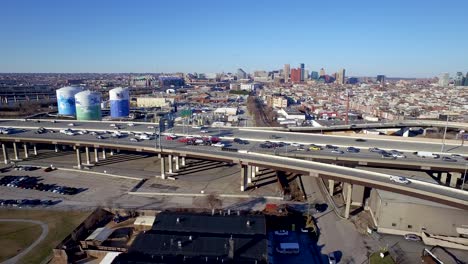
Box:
(56, 86, 83, 116)
(109, 87, 130, 118)
(75, 90, 102, 121)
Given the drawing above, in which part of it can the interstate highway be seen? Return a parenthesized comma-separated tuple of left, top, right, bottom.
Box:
(1, 119, 468, 155)
(0, 127, 467, 210)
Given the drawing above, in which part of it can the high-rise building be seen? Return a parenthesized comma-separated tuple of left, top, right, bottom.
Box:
(377, 75, 385, 84)
(465, 72, 468, 86)
(283, 64, 290, 82)
(336, 68, 346, 85)
(300, 63, 305, 82)
(319, 68, 326, 77)
(438, 73, 449, 87)
(290, 68, 301, 83)
(454, 72, 465, 86)
(310, 71, 319, 80)
(304, 70, 309, 81)
(236, 68, 247, 80)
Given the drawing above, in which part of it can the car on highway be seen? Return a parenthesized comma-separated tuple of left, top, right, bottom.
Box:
(369, 147, 382, 153)
(442, 157, 457, 162)
(355, 138, 366, 142)
(346, 147, 360, 153)
(274, 230, 289, 236)
(96, 135, 103, 139)
(127, 123, 135, 127)
(389, 176, 411, 184)
(130, 138, 139, 142)
(290, 143, 301, 147)
(331, 149, 344, 154)
(326, 144, 338, 150)
(147, 125, 155, 129)
(269, 135, 281, 139)
(200, 129, 209, 133)
(65, 131, 75, 136)
(404, 234, 421, 242)
(309, 146, 322, 151)
(211, 142, 225, 148)
(381, 152, 397, 159)
(68, 123, 75, 126)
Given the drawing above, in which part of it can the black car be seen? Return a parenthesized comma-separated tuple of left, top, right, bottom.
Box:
(346, 147, 360, 153)
(355, 138, 366, 142)
(326, 144, 338, 149)
(442, 157, 457, 162)
(381, 152, 396, 159)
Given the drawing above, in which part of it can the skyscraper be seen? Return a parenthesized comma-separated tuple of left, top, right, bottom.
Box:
(438, 73, 449, 87)
(319, 68, 326, 77)
(377, 75, 385, 84)
(290, 68, 301, 83)
(454, 72, 464, 86)
(310, 71, 319, 80)
(236, 68, 247, 80)
(300, 63, 305, 82)
(336, 68, 346, 85)
(465, 72, 468, 86)
(283, 64, 290, 82)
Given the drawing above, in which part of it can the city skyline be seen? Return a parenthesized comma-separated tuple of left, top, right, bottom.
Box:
(1, 0, 468, 77)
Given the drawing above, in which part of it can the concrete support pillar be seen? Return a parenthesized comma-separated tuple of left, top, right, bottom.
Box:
(33, 145, 37, 156)
(255, 166, 260, 173)
(102, 148, 107, 160)
(240, 165, 247, 192)
(110, 149, 114, 156)
(76, 148, 82, 169)
(12, 142, 19, 160)
(85, 147, 91, 165)
(440, 172, 448, 185)
(402, 127, 410, 137)
(344, 183, 353, 219)
(450, 172, 459, 188)
(181, 156, 186, 167)
(160, 156, 166, 179)
(94, 148, 99, 163)
(422, 129, 427, 136)
(54, 144, 58, 153)
(251, 166, 256, 178)
(168, 154, 173, 174)
(328, 179, 335, 195)
(247, 165, 252, 184)
(23, 143, 29, 159)
(2, 144, 9, 164)
(175, 156, 180, 171)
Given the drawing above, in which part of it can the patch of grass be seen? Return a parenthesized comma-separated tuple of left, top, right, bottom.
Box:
(0, 209, 90, 264)
(0, 222, 43, 262)
(370, 251, 396, 264)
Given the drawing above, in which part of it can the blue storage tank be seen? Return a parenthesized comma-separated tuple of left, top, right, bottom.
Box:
(109, 87, 130, 118)
(56, 86, 83, 116)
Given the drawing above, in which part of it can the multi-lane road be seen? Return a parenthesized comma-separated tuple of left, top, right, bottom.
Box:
(0, 119, 467, 210)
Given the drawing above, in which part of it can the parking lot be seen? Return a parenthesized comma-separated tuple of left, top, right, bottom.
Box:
(269, 231, 329, 264)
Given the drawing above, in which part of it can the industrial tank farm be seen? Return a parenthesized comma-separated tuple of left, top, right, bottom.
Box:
(56, 86, 83, 116)
(75, 90, 102, 121)
(109, 87, 130, 118)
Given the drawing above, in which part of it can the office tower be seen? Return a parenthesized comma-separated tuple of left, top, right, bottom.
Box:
(290, 68, 301, 83)
(304, 70, 309, 81)
(454, 72, 464, 86)
(310, 71, 319, 80)
(236, 68, 247, 80)
(283, 64, 290, 82)
(336, 68, 346, 85)
(319, 68, 326, 77)
(377, 75, 385, 84)
(438, 73, 449, 87)
(465, 72, 468, 86)
(300, 63, 305, 82)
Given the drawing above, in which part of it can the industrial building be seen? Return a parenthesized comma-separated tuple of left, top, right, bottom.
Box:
(117, 212, 268, 263)
(75, 90, 102, 121)
(56, 86, 84, 116)
(109, 87, 130, 118)
(159, 76, 185, 87)
(135, 97, 174, 108)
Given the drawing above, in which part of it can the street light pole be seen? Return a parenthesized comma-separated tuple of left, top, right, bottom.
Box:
(440, 89, 457, 153)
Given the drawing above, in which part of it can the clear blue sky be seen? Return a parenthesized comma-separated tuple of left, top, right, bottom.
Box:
(1, 0, 467, 77)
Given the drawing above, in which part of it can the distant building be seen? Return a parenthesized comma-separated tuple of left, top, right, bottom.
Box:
(438, 73, 449, 87)
(271, 96, 288, 108)
(304, 69, 309, 81)
(376, 75, 385, 84)
(347, 77, 359, 84)
(283, 64, 290, 82)
(454, 72, 465, 86)
(236, 68, 247, 80)
(159, 76, 184, 87)
(299, 63, 305, 82)
(310, 71, 319, 80)
(131, 76, 152, 87)
(319, 68, 326, 77)
(465, 72, 468, 86)
(290, 68, 301, 83)
(240, 83, 259, 92)
(336, 68, 346, 85)
(136, 97, 173, 108)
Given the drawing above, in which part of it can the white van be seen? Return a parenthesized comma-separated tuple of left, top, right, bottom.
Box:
(276, 243, 299, 254)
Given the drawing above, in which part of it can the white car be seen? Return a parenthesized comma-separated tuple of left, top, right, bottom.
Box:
(147, 126, 155, 129)
(192, 126, 201, 129)
(68, 123, 75, 127)
(96, 135, 103, 139)
(211, 142, 225, 148)
(389, 176, 411, 184)
(274, 230, 289, 236)
(200, 130, 209, 133)
(65, 131, 75, 136)
(109, 123, 116, 127)
(290, 143, 301, 147)
(90, 131, 98, 136)
(130, 138, 139, 142)
(392, 153, 406, 158)
(127, 123, 135, 127)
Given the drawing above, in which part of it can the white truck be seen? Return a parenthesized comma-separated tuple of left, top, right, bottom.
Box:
(416, 151, 438, 158)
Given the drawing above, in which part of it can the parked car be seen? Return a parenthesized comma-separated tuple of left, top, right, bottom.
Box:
(404, 234, 421, 242)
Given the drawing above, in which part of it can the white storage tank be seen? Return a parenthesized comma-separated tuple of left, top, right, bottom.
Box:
(56, 86, 83, 116)
(75, 90, 102, 121)
(109, 87, 130, 118)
